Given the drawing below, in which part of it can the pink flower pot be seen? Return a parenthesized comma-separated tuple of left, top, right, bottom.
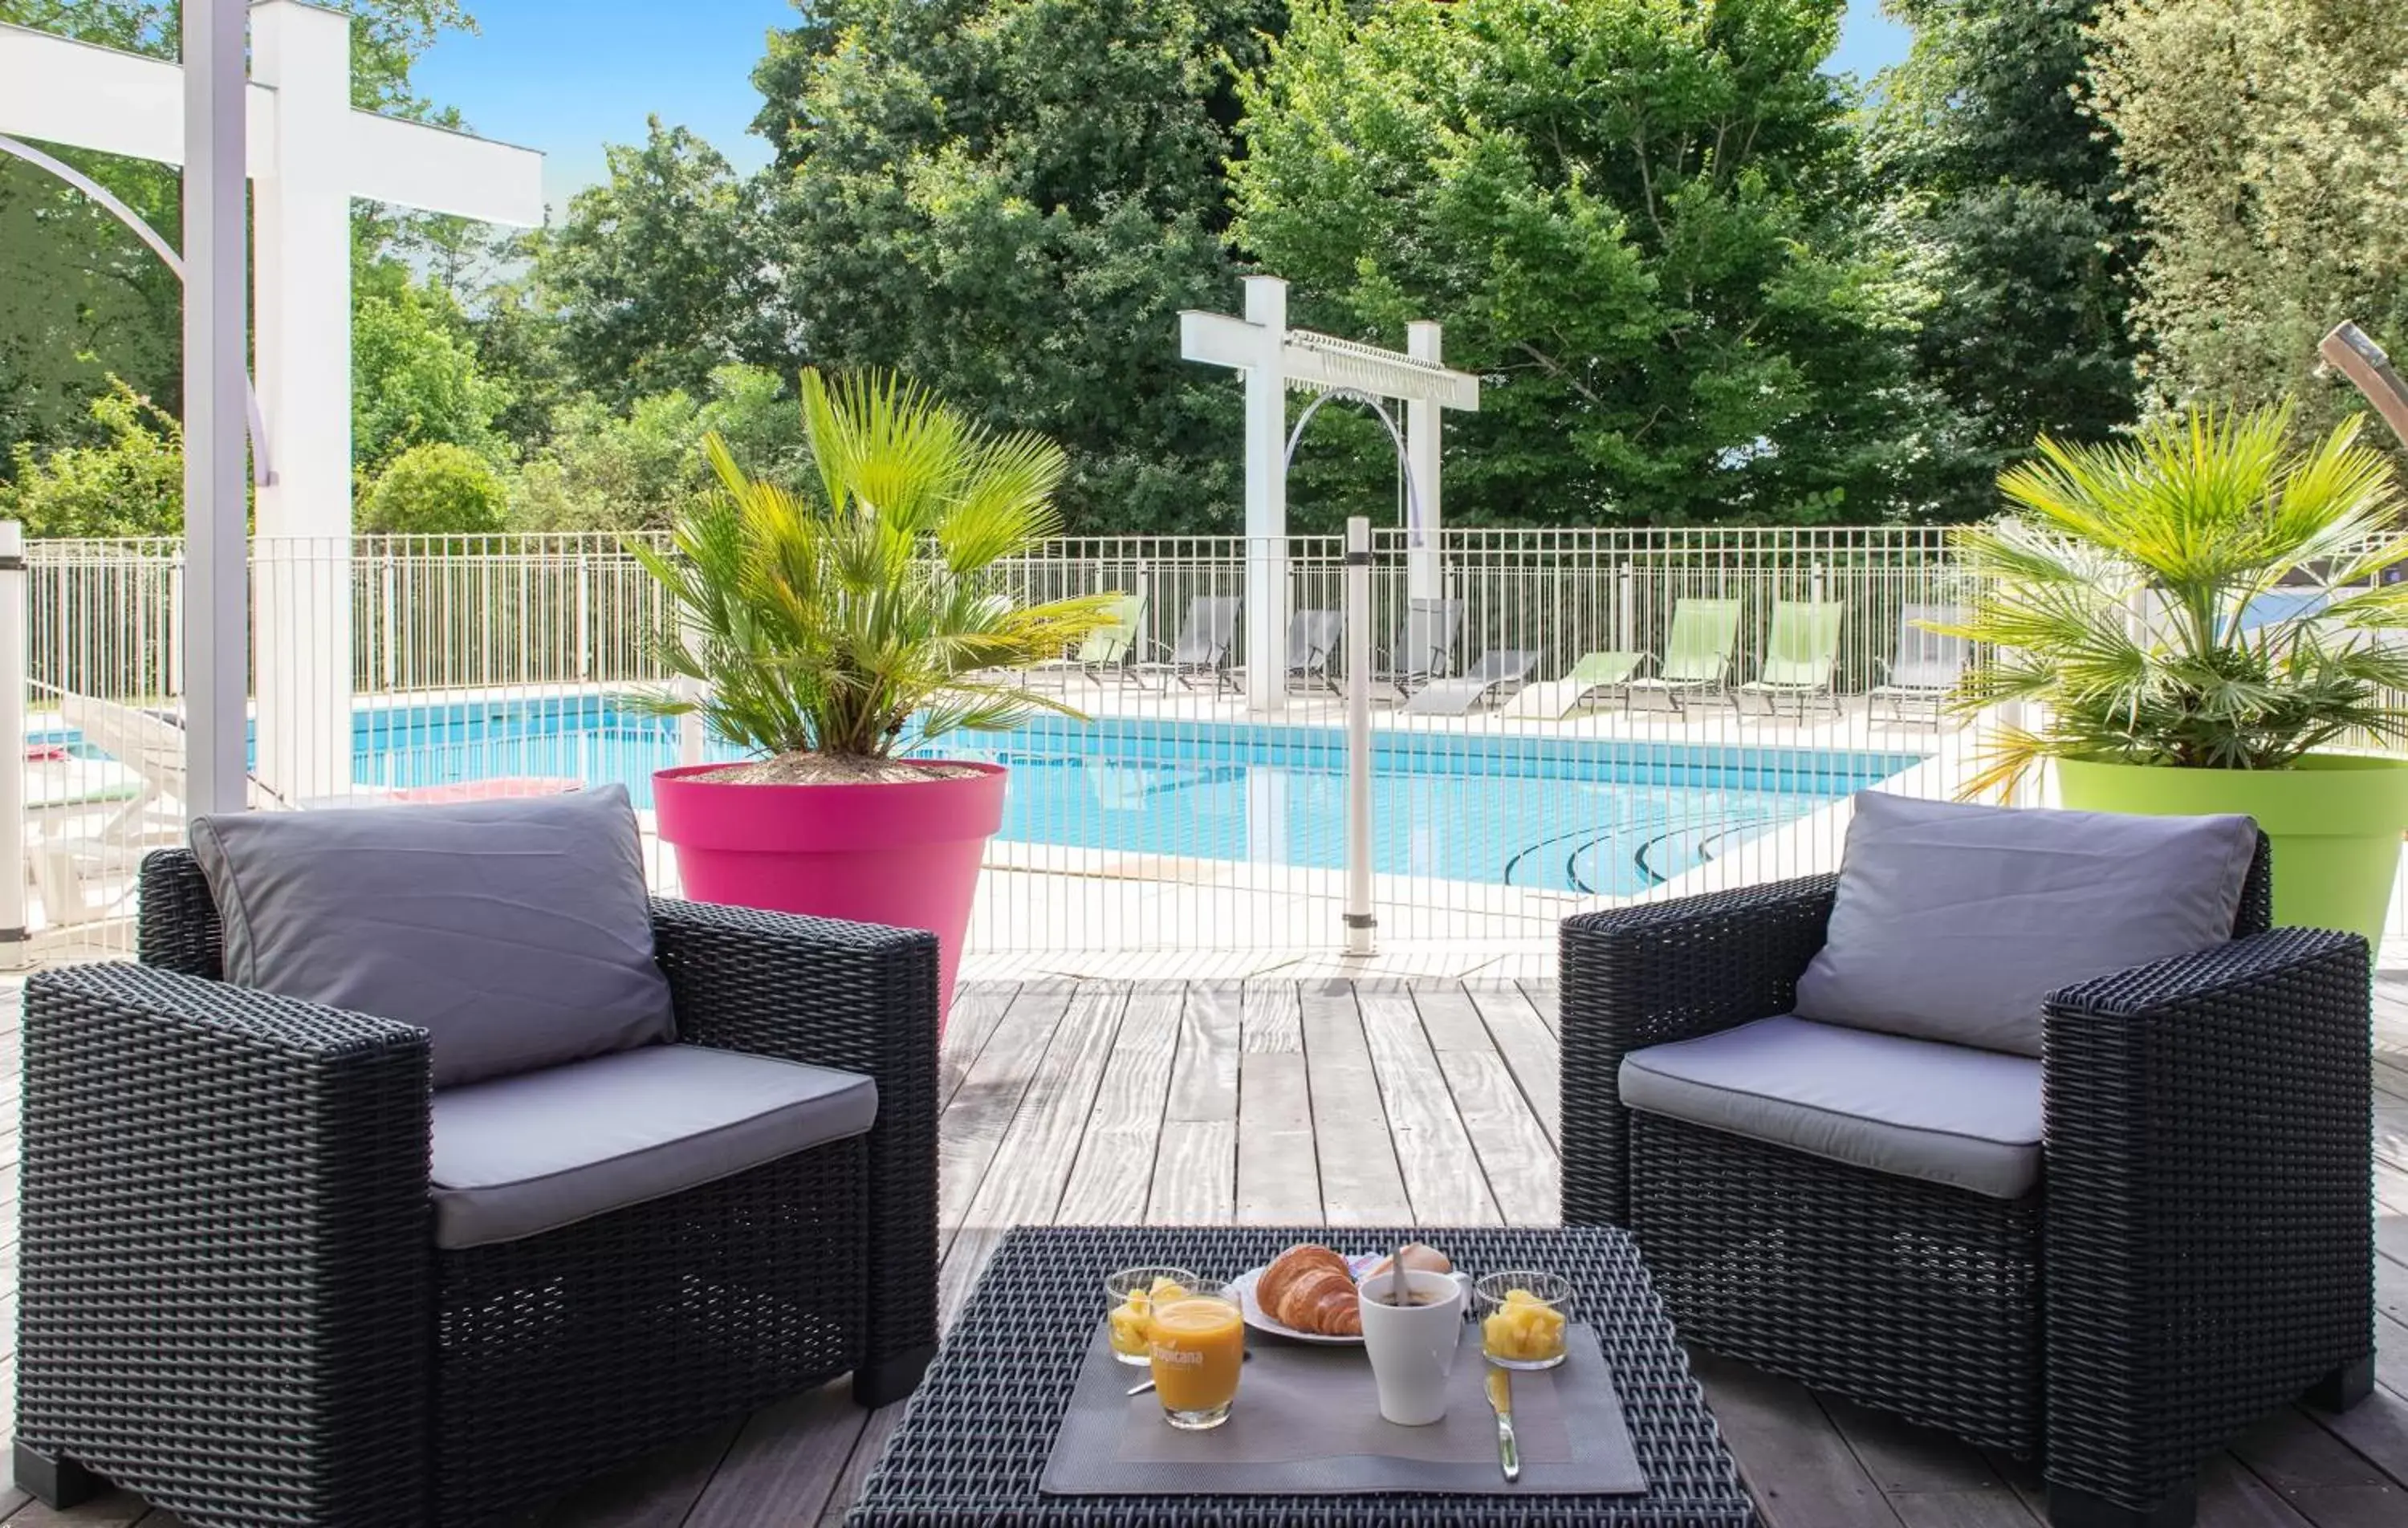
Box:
(652, 761, 1007, 1025)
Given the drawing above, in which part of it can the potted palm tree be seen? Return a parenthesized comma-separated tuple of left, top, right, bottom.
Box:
(1950, 402, 2408, 944)
(637, 368, 1121, 1016)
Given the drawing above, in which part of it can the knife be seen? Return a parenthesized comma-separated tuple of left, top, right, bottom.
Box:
(1486, 1365, 1521, 1483)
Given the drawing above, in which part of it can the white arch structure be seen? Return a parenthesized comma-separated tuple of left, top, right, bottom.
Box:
(1181, 275, 1479, 709)
(0, 1, 544, 803)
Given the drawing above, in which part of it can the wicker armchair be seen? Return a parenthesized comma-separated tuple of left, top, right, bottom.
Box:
(1561, 839, 2376, 1528)
(12, 849, 941, 1528)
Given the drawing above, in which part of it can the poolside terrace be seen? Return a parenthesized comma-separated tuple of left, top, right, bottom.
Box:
(0, 971, 2402, 1528)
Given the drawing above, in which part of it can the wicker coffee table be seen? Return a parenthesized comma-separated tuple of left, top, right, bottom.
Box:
(844, 1225, 1755, 1527)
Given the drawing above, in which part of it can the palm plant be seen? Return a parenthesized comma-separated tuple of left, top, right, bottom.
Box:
(1949, 403, 2408, 798)
(633, 368, 1122, 760)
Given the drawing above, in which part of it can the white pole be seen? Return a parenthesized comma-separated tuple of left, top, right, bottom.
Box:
(1243, 276, 1290, 712)
(0, 521, 27, 966)
(1344, 515, 1376, 957)
(182, 0, 248, 817)
(1405, 321, 1444, 603)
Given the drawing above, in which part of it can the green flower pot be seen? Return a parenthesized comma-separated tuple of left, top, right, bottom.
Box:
(2056, 754, 2408, 947)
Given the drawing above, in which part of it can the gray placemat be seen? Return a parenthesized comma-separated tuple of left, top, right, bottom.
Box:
(1040, 1321, 1648, 1496)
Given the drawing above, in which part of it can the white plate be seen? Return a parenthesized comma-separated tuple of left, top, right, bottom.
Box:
(1229, 1254, 1469, 1345)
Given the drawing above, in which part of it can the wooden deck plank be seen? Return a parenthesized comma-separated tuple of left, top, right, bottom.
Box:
(1353, 985, 1499, 1225)
(2227, 1407, 2408, 1528)
(1686, 1349, 1905, 1528)
(1462, 983, 1563, 1151)
(681, 1383, 867, 1528)
(1516, 978, 1560, 1038)
(952, 985, 1124, 1231)
(937, 981, 1019, 1111)
(525, 1422, 735, 1527)
(934, 985, 1073, 1235)
(1815, 1395, 2035, 1522)
(1296, 982, 1412, 1226)
(1432, 1049, 1558, 1226)
(1235, 1050, 1322, 1225)
(1239, 979, 1302, 1054)
(1405, 984, 1495, 1054)
(1057, 987, 1184, 1223)
(1167, 982, 1241, 1123)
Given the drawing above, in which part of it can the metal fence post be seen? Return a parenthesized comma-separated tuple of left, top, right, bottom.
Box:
(1344, 516, 1376, 957)
(0, 522, 29, 967)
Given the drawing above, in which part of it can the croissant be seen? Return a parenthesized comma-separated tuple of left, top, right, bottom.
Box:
(1366, 1242, 1453, 1280)
(1258, 1244, 1362, 1335)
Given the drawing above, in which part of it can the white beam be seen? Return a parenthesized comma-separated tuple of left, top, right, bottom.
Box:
(0, 20, 542, 228)
(183, 0, 248, 817)
(1405, 321, 1444, 601)
(1182, 310, 1479, 410)
(1240, 276, 1289, 710)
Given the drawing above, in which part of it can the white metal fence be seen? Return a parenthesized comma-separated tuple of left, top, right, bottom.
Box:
(9, 524, 2398, 969)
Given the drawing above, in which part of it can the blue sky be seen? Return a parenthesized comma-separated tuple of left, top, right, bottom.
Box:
(413, 2, 1915, 218)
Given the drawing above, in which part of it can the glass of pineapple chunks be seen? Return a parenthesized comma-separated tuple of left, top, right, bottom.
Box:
(1105, 1266, 1205, 1365)
(1474, 1270, 1572, 1369)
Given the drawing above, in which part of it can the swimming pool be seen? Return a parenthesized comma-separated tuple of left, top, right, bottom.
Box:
(342, 697, 1918, 896)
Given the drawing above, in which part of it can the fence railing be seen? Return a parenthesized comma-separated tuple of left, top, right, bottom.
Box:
(13, 526, 2404, 968)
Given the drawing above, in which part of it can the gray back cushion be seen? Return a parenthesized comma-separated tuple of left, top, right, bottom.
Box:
(1792, 791, 2257, 1055)
(189, 785, 677, 1086)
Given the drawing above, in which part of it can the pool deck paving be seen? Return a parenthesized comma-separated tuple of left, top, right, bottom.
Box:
(0, 972, 2403, 1527)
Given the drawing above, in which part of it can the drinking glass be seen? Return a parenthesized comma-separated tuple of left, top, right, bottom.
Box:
(1146, 1294, 1245, 1428)
(1474, 1270, 1572, 1369)
(1104, 1266, 1203, 1366)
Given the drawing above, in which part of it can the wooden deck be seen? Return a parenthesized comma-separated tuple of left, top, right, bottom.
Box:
(2, 975, 2406, 1528)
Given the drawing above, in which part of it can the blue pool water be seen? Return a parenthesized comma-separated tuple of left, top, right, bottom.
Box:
(333, 697, 1918, 896)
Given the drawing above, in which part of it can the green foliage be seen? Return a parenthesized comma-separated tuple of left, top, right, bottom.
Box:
(540, 120, 780, 406)
(2089, 0, 2408, 433)
(0, 1, 480, 483)
(1948, 404, 2408, 795)
(633, 369, 1121, 759)
(750, 0, 1278, 533)
(1230, 0, 1966, 528)
(509, 364, 810, 530)
(0, 377, 185, 536)
(360, 441, 508, 534)
(352, 274, 515, 474)
(1868, 0, 2140, 503)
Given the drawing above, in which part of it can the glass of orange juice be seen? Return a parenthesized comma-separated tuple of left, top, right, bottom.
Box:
(1146, 1293, 1245, 1429)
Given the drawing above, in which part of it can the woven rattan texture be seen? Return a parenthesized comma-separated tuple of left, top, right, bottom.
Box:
(18, 849, 942, 1527)
(843, 1224, 1755, 1528)
(19, 961, 436, 1526)
(2042, 926, 2371, 1511)
(1560, 839, 2374, 1519)
(1629, 1112, 2043, 1453)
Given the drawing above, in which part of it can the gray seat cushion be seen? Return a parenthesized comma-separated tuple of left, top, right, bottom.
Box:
(1619, 1014, 2044, 1200)
(429, 1042, 877, 1249)
(189, 783, 677, 1087)
(1792, 791, 2256, 1055)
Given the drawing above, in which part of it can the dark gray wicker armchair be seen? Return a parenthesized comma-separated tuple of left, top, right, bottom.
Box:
(12, 850, 941, 1528)
(1560, 839, 2375, 1528)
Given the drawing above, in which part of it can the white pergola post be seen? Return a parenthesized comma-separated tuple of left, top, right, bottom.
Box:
(1405, 321, 1445, 603)
(184, 0, 249, 815)
(1241, 277, 1291, 711)
(250, 0, 352, 799)
(0, 3, 543, 807)
(1181, 278, 1478, 712)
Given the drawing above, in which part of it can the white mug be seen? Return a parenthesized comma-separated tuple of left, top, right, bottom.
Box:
(1357, 1267, 1466, 1425)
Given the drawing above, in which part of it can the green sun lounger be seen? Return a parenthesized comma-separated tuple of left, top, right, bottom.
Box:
(1738, 600, 1845, 717)
(1073, 593, 1145, 685)
(1624, 598, 1742, 711)
(1504, 649, 1645, 718)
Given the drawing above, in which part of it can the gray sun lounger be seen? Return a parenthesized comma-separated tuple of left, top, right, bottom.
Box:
(1869, 603, 1968, 719)
(1361, 598, 1463, 702)
(1141, 595, 1242, 693)
(1287, 609, 1344, 689)
(1401, 648, 1541, 715)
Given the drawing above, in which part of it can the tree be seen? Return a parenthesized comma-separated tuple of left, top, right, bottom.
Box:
(360, 441, 508, 534)
(540, 120, 781, 407)
(508, 364, 807, 530)
(1232, 0, 1966, 526)
(352, 270, 515, 474)
(1868, 0, 2140, 500)
(750, 0, 1282, 533)
(2089, 0, 2408, 431)
(0, 377, 185, 536)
